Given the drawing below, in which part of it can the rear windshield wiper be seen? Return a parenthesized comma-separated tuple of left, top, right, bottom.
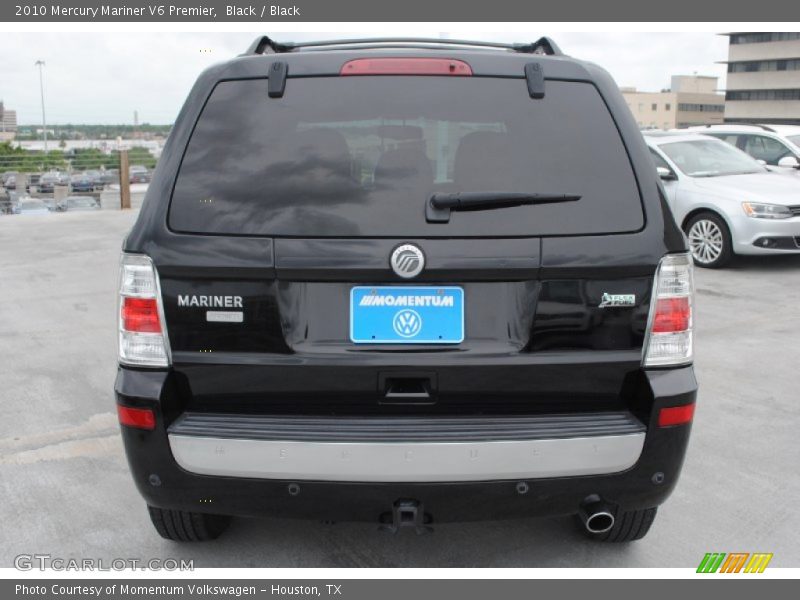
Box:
(426, 191, 581, 223)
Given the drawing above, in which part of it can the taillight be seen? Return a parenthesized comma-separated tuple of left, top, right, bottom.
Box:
(651, 297, 691, 333)
(121, 297, 162, 333)
(118, 254, 170, 367)
(657, 403, 695, 427)
(644, 253, 694, 367)
(340, 58, 473, 76)
(117, 405, 156, 430)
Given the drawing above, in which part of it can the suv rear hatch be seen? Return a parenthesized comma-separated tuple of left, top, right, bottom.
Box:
(157, 67, 654, 416)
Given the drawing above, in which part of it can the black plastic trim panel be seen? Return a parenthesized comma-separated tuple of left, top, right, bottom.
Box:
(168, 411, 645, 443)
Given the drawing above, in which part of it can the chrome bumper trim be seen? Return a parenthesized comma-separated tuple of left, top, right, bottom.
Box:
(168, 433, 645, 483)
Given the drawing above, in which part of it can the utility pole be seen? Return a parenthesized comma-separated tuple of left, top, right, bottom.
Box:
(119, 149, 131, 209)
(35, 60, 47, 152)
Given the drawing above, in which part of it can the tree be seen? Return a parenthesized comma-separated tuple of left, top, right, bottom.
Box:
(0, 141, 68, 172)
(127, 146, 157, 169)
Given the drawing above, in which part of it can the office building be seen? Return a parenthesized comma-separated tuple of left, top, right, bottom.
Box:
(621, 75, 725, 130)
(723, 32, 800, 124)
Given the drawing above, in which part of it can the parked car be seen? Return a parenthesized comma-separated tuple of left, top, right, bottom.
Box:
(13, 197, 51, 215)
(70, 173, 96, 193)
(38, 172, 69, 194)
(690, 123, 800, 173)
(4, 174, 16, 190)
(646, 132, 800, 268)
(116, 35, 697, 543)
(92, 168, 119, 186)
(2, 171, 18, 188)
(38, 174, 58, 194)
(25, 173, 41, 192)
(55, 195, 100, 212)
(129, 165, 151, 184)
(77, 169, 106, 190)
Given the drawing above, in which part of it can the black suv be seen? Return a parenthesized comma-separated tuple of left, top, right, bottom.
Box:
(116, 36, 697, 543)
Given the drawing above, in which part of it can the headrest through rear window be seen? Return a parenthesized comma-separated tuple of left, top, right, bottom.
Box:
(373, 145, 434, 191)
(291, 128, 354, 177)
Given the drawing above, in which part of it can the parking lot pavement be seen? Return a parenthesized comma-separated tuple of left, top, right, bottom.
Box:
(1, 210, 798, 568)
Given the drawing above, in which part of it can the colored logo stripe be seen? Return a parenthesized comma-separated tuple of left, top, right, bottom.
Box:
(719, 553, 749, 573)
(697, 552, 773, 573)
(744, 553, 773, 573)
(697, 553, 726, 573)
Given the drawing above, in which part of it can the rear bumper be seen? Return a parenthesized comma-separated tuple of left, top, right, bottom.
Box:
(167, 412, 646, 482)
(115, 366, 697, 522)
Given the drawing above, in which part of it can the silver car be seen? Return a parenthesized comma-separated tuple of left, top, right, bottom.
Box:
(13, 198, 51, 215)
(646, 132, 800, 268)
(688, 123, 800, 174)
(55, 196, 100, 212)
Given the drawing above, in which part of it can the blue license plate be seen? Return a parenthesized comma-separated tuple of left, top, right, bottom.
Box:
(350, 286, 464, 344)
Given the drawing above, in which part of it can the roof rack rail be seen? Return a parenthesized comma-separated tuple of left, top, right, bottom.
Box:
(243, 35, 292, 55)
(707, 122, 776, 132)
(244, 36, 563, 56)
(527, 37, 563, 56)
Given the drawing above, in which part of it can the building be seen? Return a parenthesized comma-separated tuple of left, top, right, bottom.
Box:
(0, 101, 18, 131)
(723, 32, 800, 125)
(621, 76, 725, 130)
(0, 101, 18, 141)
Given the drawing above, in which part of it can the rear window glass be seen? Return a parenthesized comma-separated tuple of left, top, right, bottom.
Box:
(170, 77, 643, 237)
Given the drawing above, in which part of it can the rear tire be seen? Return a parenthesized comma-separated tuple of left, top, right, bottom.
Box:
(684, 212, 733, 268)
(147, 506, 231, 542)
(579, 507, 657, 542)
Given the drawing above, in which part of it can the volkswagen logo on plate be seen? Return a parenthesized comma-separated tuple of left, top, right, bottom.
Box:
(390, 244, 425, 279)
(393, 309, 423, 338)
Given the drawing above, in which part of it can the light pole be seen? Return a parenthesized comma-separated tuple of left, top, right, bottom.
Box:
(35, 60, 47, 153)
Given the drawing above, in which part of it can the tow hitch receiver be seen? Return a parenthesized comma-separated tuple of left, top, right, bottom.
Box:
(379, 499, 432, 535)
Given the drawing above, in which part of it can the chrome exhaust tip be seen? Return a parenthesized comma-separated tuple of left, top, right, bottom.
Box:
(579, 496, 616, 534)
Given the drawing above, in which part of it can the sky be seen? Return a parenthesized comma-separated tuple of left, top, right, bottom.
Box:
(0, 32, 729, 125)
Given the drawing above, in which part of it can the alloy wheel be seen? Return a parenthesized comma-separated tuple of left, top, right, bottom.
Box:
(687, 219, 724, 265)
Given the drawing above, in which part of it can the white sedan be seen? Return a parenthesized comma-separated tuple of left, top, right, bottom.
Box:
(645, 132, 800, 268)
